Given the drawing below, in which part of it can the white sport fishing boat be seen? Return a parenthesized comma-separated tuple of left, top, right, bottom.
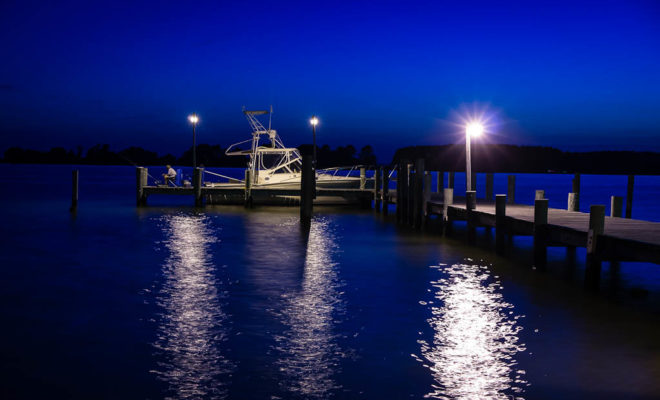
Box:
(220, 108, 362, 189)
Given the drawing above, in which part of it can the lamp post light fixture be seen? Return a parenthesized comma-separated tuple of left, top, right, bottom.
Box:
(310, 116, 319, 167)
(188, 113, 199, 168)
(465, 122, 483, 192)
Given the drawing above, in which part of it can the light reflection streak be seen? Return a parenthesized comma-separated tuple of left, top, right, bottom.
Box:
(152, 214, 233, 399)
(274, 217, 345, 399)
(417, 263, 527, 400)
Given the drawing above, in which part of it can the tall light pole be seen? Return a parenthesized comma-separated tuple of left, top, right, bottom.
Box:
(188, 114, 199, 168)
(310, 116, 319, 168)
(465, 122, 483, 192)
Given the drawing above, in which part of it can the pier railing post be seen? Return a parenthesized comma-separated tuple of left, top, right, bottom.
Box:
(535, 190, 545, 200)
(360, 167, 366, 190)
(466, 190, 477, 243)
(413, 158, 425, 229)
(534, 199, 549, 268)
(485, 173, 494, 201)
(572, 173, 581, 210)
(436, 171, 444, 194)
(443, 188, 454, 236)
(374, 167, 382, 212)
(194, 167, 204, 207)
(382, 166, 390, 215)
(626, 175, 634, 218)
(568, 193, 578, 211)
(70, 169, 79, 212)
(495, 194, 506, 254)
(611, 196, 623, 218)
(507, 175, 516, 204)
(586, 205, 605, 288)
(300, 154, 314, 221)
(136, 167, 147, 206)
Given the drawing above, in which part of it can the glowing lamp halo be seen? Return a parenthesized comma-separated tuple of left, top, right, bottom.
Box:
(188, 114, 199, 124)
(310, 116, 319, 126)
(465, 122, 484, 138)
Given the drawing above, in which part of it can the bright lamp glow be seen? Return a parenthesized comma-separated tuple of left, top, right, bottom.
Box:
(466, 123, 484, 138)
(310, 116, 319, 126)
(188, 114, 199, 124)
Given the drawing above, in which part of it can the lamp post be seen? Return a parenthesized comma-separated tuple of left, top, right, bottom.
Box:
(310, 116, 319, 168)
(188, 114, 199, 168)
(465, 122, 483, 192)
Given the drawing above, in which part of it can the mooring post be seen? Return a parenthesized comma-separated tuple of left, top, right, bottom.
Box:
(136, 167, 148, 206)
(572, 173, 581, 211)
(436, 171, 444, 193)
(534, 199, 549, 268)
(70, 169, 79, 212)
(244, 169, 252, 207)
(448, 172, 455, 190)
(626, 175, 634, 219)
(495, 194, 506, 254)
(568, 192, 578, 211)
(485, 173, 494, 201)
(413, 159, 425, 229)
(611, 196, 623, 218)
(382, 166, 390, 215)
(507, 175, 516, 204)
(300, 154, 314, 221)
(360, 167, 366, 190)
(443, 187, 454, 236)
(535, 190, 545, 200)
(374, 167, 382, 212)
(423, 171, 432, 227)
(194, 167, 204, 207)
(407, 163, 415, 226)
(586, 204, 605, 288)
(466, 190, 477, 243)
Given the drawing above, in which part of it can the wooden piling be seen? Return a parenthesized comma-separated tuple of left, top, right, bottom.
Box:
(572, 173, 581, 210)
(485, 173, 494, 201)
(413, 159, 425, 229)
(533, 199, 549, 267)
(568, 192, 578, 212)
(382, 166, 390, 215)
(396, 162, 408, 223)
(626, 175, 634, 219)
(360, 167, 366, 190)
(70, 169, 79, 212)
(300, 154, 314, 220)
(535, 190, 545, 200)
(436, 171, 444, 193)
(507, 175, 516, 204)
(194, 167, 204, 207)
(244, 169, 252, 207)
(466, 190, 477, 243)
(407, 163, 415, 226)
(586, 204, 605, 287)
(448, 172, 455, 190)
(374, 167, 382, 212)
(136, 167, 148, 206)
(611, 196, 623, 218)
(443, 188, 454, 235)
(423, 171, 432, 227)
(495, 194, 506, 254)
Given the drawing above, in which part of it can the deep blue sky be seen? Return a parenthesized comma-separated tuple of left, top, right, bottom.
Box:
(1, 0, 659, 160)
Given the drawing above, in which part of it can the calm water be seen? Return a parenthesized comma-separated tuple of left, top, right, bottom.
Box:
(1, 165, 659, 399)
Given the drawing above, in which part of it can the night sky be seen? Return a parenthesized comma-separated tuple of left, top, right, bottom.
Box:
(1, 0, 659, 160)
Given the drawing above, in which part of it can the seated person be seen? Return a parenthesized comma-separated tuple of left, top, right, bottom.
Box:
(162, 165, 177, 186)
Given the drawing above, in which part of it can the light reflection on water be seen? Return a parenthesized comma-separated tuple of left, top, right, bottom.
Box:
(152, 214, 234, 399)
(416, 262, 527, 400)
(273, 217, 345, 399)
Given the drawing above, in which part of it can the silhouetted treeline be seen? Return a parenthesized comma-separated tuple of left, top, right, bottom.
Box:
(393, 144, 660, 174)
(2, 143, 378, 168)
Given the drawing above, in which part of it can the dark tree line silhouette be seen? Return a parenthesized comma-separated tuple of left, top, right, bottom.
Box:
(393, 144, 660, 174)
(2, 143, 378, 168)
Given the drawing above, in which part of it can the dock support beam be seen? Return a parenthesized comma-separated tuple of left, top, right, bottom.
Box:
(443, 187, 453, 235)
(436, 171, 444, 193)
(413, 159, 425, 229)
(572, 173, 581, 211)
(382, 166, 390, 215)
(448, 172, 455, 190)
(626, 175, 634, 218)
(485, 173, 494, 201)
(534, 199, 549, 268)
(495, 194, 506, 254)
(466, 190, 476, 243)
(360, 167, 366, 190)
(193, 167, 204, 207)
(423, 171, 431, 228)
(136, 167, 147, 206)
(611, 196, 623, 218)
(396, 161, 408, 223)
(407, 163, 414, 225)
(586, 205, 605, 288)
(300, 154, 314, 221)
(374, 167, 382, 212)
(70, 169, 79, 212)
(507, 175, 516, 204)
